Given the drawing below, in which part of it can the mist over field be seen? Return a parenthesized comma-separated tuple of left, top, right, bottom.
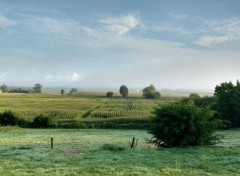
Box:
(0, 0, 240, 91)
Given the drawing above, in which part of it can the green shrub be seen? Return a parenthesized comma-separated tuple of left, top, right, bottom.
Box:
(32, 115, 55, 128)
(0, 111, 19, 126)
(149, 101, 222, 147)
(106, 91, 113, 97)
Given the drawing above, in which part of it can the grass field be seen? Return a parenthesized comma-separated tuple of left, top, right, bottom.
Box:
(0, 127, 239, 176)
(0, 92, 180, 119)
(0, 92, 181, 129)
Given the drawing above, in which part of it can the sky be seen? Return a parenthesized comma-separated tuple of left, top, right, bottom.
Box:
(0, 0, 240, 91)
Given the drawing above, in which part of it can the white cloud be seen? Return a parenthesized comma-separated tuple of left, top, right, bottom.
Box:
(0, 15, 15, 28)
(100, 14, 140, 35)
(206, 17, 240, 36)
(45, 73, 80, 82)
(18, 13, 140, 37)
(154, 23, 192, 35)
(66, 72, 80, 81)
(45, 75, 55, 80)
(22, 15, 83, 36)
(195, 35, 231, 46)
(196, 17, 240, 46)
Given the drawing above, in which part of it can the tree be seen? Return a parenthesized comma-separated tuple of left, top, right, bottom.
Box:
(0, 83, 8, 93)
(181, 95, 216, 108)
(61, 89, 65, 95)
(142, 84, 161, 99)
(189, 93, 201, 99)
(149, 101, 222, 147)
(119, 85, 128, 97)
(33, 83, 42, 93)
(27, 89, 34, 93)
(69, 88, 78, 94)
(106, 91, 113, 97)
(214, 80, 240, 127)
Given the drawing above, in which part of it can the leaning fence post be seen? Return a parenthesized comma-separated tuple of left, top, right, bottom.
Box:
(130, 137, 138, 148)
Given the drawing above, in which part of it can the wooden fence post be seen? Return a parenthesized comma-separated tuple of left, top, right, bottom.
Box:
(130, 137, 138, 148)
(51, 137, 53, 148)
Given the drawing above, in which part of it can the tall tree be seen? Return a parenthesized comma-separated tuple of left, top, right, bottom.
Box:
(214, 80, 240, 127)
(142, 84, 161, 99)
(61, 89, 65, 95)
(0, 84, 8, 93)
(119, 85, 128, 97)
(69, 88, 78, 94)
(33, 83, 42, 93)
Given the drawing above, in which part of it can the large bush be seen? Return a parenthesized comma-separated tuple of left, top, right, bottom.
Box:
(149, 101, 222, 147)
(106, 91, 113, 97)
(32, 115, 55, 128)
(0, 111, 19, 126)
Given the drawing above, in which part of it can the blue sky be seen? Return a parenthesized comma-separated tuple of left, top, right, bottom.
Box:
(0, 0, 240, 90)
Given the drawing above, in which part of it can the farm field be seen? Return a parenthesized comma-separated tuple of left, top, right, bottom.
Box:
(0, 92, 181, 128)
(0, 127, 239, 176)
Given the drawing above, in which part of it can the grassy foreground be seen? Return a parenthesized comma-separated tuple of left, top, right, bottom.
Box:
(0, 127, 239, 176)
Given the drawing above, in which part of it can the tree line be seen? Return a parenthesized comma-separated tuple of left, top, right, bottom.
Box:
(0, 83, 42, 93)
(106, 84, 161, 99)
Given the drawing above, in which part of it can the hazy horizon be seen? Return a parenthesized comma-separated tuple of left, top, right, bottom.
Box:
(1, 0, 240, 91)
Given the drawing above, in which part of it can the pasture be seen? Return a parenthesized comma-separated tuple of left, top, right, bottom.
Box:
(0, 127, 240, 175)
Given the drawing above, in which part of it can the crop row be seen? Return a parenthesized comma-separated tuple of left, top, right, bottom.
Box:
(91, 110, 153, 118)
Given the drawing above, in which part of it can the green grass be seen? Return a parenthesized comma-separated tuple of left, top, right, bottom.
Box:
(0, 93, 180, 128)
(0, 127, 239, 175)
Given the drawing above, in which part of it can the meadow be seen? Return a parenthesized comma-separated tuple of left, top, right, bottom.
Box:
(0, 127, 239, 176)
(0, 92, 181, 129)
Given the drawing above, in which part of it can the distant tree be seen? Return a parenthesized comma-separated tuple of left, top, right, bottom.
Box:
(0, 83, 8, 93)
(119, 85, 128, 97)
(69, 88, 78, 94)
(9, 88, 18, 93)
(214, 80, 240, 127)
(33, 83, 42, 93)
(153, 92, 161, 99)
(27, 89, 34, 93)
(142, 84, 161, 99)
(106, 91, 113, 97)
(61, 89, 65, 95)
(189, 93, 201, 99)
